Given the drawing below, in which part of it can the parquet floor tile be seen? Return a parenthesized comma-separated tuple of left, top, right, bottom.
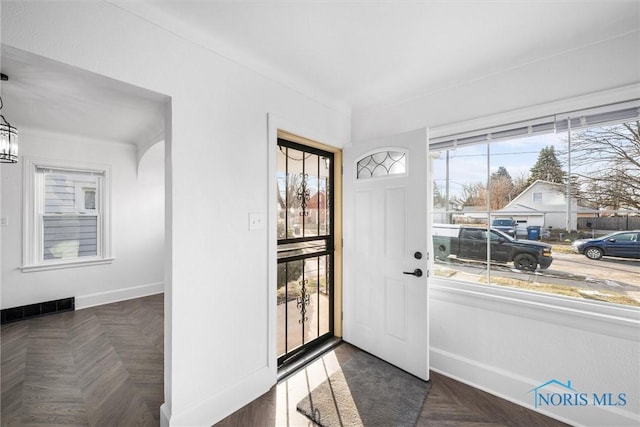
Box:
(1, 294, 164, 427)
(3, 295, 568, 427)
(217, 343, 570, 427)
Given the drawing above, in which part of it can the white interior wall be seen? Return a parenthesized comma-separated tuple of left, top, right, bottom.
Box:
(0, 129, 165, 309)
(430, 282, 640, 426)
(349, 28, 640, 427)
(4, 2, 639, 427)
(352, 32, 640, 142)
(1, 2, 350, 426)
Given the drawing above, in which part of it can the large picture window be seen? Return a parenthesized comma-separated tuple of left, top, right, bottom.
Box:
(429, 101, 640, 307)
(23, 158, 112, 271)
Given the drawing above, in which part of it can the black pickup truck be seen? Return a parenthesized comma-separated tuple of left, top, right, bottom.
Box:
(433, 224, 553, 271)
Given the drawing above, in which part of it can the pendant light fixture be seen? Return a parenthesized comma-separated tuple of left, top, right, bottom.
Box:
(0, 73, 18, 164)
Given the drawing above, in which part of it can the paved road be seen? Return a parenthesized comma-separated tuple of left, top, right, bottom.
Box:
(434, 251, 640, 301)
(549, 252, 640, 288)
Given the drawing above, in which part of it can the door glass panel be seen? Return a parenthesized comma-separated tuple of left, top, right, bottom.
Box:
(277, 146, 287, 239)
(319, 156, 330, 236)
(304, 153, 320, 237)
(318, 255, 330, 337)
(285, 259, 304, 354)
(356, 150, 406, 179)
(277, 139, 334, 366)
(276, 262, 287, 357)
(286, 148, 304, 239)
(303, 258, 319, 344)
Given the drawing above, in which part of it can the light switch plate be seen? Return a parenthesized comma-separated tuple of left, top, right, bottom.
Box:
(249, 212, 265, 230)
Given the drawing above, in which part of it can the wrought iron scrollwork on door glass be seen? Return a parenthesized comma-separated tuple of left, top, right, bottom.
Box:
(296, 173, 310, 217)
(297, 278, 310, 324)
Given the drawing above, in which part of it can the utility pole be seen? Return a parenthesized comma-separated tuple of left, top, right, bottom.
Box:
(445, 150, 450, 223)
(566, 118, 572, 233)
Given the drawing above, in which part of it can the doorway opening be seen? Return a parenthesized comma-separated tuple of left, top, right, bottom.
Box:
(276, 138, 335, 366)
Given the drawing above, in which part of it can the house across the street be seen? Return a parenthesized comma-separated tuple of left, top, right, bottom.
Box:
(493, 180, 592, 233)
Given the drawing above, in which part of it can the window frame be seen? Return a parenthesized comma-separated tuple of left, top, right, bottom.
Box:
(76, 182, 98, 213)
(22, 157, 113, 272)
(427, 98, 640, 314)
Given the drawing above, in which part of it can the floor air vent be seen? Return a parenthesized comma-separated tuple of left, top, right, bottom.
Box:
(1, 297, 75, 324)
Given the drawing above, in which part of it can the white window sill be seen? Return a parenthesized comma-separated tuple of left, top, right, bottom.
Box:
(430, 277, 640, 341)
(21, 257, 115, 273)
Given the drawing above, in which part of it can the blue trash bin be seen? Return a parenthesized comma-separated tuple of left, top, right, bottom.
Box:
(527, 225, 541, 240)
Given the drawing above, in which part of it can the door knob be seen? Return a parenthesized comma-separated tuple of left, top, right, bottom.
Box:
(403, 268, 423, 277)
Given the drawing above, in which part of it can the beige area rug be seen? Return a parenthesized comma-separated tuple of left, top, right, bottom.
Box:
(296, 350, 431, 427)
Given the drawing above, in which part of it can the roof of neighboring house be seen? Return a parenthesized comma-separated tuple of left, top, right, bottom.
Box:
(496, 203, 594, 215)
(503, 179, 590, 211)
(503, 180, 563, 210)
(493, 203, 545, 215)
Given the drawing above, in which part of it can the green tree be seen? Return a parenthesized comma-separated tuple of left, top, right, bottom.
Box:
(527, 146, 565, 186)
(277, 261, 304, 295)
(491, 166, 512, 181)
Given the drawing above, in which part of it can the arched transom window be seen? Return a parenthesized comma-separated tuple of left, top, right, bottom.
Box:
(356, 149, 407, 180)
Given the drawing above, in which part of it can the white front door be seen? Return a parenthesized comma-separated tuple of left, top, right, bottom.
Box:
(343, 128, 429, 380)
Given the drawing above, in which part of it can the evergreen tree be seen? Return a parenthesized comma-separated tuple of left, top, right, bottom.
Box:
(489, 166, 514, 210)
(491, 166, 512, 182)
(527, 146, 565, 186)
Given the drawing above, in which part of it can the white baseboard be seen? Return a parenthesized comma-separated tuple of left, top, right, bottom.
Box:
(430, 347, 640, 427)
(160, 403, 170, 427)
(169, 365, 274, 426)
(75, 282, 164, 309)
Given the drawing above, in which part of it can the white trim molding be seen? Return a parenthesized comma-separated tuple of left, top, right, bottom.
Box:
(430, 279, 640, 341)
(430, 347, 639, 427)
(75, 282, 164, 309)
(22, 156, 113, 271)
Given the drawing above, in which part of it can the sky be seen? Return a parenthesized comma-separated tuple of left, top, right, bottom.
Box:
(431, 131, 568, 200)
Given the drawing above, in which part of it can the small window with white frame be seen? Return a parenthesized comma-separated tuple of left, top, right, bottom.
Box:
(23, 158, 112, 271)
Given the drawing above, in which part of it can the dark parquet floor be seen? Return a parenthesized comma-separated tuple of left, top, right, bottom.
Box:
(3, 295, 567, 427)
(1, 294, 164, 426)
(217, 343, 569, 427)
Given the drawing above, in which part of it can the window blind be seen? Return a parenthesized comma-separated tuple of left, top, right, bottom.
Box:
(36, 166, 104, 177)
(429, 100, 640, 150)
